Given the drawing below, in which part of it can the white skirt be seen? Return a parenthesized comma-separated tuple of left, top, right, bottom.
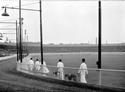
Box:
(42, 66, 49, 74)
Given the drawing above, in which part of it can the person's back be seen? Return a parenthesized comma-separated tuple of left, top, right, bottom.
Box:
(57, 62, 64, 68)
(35, 59, 41, 71)
(29, 59, 34, 65)
(35, 60, 40, 65)
(78, 58, 88, 83)
(57, 59, 64, 80)
(29, 58, 34, 71)
(80, 62, 88, 75)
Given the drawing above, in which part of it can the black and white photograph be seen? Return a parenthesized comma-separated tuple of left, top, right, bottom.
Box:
(0, 0, 125, 92)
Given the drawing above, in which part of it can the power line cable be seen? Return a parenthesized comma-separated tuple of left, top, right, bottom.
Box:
(0, 18, 19, 22)
(13, 2, 39, 8)
(0, 24, 15, 28)
(22, 0, 39, 2)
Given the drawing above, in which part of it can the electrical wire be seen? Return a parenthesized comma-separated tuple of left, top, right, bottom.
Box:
(0, 24, 14, 27)
(25, 0, 125, 2)
(22, 0, 39, 2)
(0, 28, 16, 30)
(0, 18, 19, 22)
(13, 1, 39, 8)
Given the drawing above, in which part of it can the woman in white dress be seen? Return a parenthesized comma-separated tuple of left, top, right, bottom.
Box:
(42, 60, 49, 76)
(35, 59, 41, 71)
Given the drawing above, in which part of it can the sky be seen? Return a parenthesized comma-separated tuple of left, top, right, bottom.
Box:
(0, 0, 125, 44)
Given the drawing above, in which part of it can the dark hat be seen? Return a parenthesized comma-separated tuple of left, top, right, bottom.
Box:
(82, 58, 85, 62)
(59, 59, 62, 62)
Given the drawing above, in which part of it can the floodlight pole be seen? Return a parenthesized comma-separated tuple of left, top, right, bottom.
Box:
(39, 0, 43, 64)
(98, 0, 102, 85)
(98, 0, 102, 69)
(16, 20, 19, 61)
(19, 0, 22, 63)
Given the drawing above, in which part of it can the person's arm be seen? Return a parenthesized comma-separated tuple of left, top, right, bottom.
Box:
(85, 64, 88, 74)
(57, 63, 59, 72)
(78, 65, 82, 73)
(57, 63, 59, 68)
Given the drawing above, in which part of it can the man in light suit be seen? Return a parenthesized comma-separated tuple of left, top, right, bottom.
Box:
(28, 58, 34, 71)
(78, 58, 88, 83)
(57, 59, 64, 80)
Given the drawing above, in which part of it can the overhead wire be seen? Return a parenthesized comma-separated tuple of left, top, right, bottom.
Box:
(1, 0, 125, 22)
(0, 18, 19, 22)
(1, 24, 15, 28)
(13, 1, 39, 8)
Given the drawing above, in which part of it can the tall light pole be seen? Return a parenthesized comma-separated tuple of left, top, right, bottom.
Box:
(98, 0, 102, 69)
(24, 29, 28, 56)
(1, 0, 24, 63)
(39, 0, 43, 64)
(98, 0, 102, 85)
(16, 20, 19, 61)
(19, 0, 22, 63)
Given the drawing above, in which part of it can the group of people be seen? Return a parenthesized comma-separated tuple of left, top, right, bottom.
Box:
(56, 58, 88, 83)
(27, 57, 88, 83)
(28, 58, 49, 74)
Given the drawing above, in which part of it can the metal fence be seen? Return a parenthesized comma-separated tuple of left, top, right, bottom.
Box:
(17, 61, 125, 89)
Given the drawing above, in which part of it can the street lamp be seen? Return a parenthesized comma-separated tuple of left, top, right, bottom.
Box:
(1, 3, 22, 63)
(1, 7, 9, 16)
(1, 0, 43, 64)
(1, 15, 23, 63)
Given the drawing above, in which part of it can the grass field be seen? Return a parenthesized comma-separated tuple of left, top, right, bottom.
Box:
(29, 52, 125, 88)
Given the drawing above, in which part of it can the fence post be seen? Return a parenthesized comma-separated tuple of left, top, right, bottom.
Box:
(99, 69, 102, 85)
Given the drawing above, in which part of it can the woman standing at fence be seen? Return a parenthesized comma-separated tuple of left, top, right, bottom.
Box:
(57, 59, 64, 80)
(35, 59, 41, 71)
(42, 60, 49, 76)
(28, 58, 34, 71)
(78, 58, 88, 83)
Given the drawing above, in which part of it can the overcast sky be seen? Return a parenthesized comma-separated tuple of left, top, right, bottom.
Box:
(0, 0, 125, 44)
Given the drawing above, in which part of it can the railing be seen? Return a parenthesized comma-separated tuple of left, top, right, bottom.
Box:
(17, 61, 125, 89)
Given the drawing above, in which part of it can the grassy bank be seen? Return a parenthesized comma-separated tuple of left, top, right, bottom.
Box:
(0, 43, 125, 54)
